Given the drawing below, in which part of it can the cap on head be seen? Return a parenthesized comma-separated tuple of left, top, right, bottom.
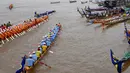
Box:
(29, 55, 32, 58)
(43, 42, 46, 45)
(38, 45, 40, 47)
(32, 51, 35, 54)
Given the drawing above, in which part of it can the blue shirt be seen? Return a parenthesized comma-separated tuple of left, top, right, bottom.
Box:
(46, 40, 51, 46)
(26, 58, 35, 66)
(32, 54, 37, 61)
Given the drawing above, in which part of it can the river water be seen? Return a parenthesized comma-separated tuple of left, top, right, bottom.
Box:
(0, 0, 130, 73)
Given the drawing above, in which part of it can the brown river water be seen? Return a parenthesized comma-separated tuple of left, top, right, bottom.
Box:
(0, 0, 130, 73)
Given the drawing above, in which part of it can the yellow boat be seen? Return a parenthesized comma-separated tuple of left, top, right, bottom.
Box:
(23, 24, 61, 73)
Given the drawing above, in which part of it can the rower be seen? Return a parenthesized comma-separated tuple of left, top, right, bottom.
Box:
(29, 19, 32, 22)
(38, 45, 43, 53)
(34, 12, 40, 18)
(36, 48, 41, 58)
(41, 42, 47, 53)
(46, 37, 51, 46)
(6, 21, 12, 27)
(32, 51, 37, 61)
(26, 55, 35, 67)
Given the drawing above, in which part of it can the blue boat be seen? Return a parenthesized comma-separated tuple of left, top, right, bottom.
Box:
(34, 10, 56, 18)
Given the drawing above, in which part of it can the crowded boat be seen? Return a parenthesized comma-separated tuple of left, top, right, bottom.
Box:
(16, 23, 61, 73)
(0, 10, 56, 46)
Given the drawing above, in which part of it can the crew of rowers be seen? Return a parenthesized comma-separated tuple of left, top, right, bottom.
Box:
(0, 21, 12, 30)
(25, 23, 61, 68)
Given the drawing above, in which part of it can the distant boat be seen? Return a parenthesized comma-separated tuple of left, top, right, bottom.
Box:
(9, 4, 13, 10)
(89, 0, 92, 2)
(69, 0, 77, 3)
(50, 1, 60, 4)
(81, 1, 87, 4)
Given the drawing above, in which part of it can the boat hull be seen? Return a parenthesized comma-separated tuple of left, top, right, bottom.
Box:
(23, 24, 61, 73)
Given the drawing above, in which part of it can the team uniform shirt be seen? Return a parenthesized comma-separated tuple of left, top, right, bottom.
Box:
(32, 54, 37, 61)
(36, 51, 41, 57)
(26, 58, 35, 67)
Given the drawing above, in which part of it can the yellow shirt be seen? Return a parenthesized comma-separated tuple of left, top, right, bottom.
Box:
(36, 51, 41, 57)
(123, 13, 127, 17)
(42, 45, 47, 52)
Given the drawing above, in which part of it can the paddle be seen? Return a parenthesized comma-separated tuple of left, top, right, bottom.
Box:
(39, 61, 51, 68)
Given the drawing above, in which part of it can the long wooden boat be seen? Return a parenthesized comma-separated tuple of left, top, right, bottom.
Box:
(124, 23, 130, 44)
(81, 1, 87, 4)
(0, 15, 49, 45)
(34, 10, 56, 18)
(104, 16, 130, 25)
(69, 0, 77, 3)
(0, 10, 56, 45)
(110, 49, 130, 73)
(84, 6, 107, 12)
(50, 1, 60, 4)
(22, 24, 62, 73)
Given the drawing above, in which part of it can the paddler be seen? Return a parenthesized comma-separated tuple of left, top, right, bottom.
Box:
(6, 21, 12, 28)
(29, 19, 32, 22)
(36, 48, 41, 59)
(32, 51, 37, 61)
(3, 24, 7, 29)
(34, 12, 40, 18)
(46, 37, 51, 46)
(41, 42, 47, 53)
(26, 55, 35, 67)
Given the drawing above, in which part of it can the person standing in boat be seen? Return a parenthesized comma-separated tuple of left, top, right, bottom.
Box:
(26, 55, 35, 67)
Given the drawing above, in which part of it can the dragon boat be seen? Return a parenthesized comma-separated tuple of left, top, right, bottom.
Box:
(124, 23, 130, 44)
(0, 15, 48, 45)
(69, 0, 77, 3)
(34, 10, 56, 18)
(84, 6, 107, 12)
(0, 10, 56, 46)
(50, 1, 60, 4)
(16, 23, 62, 73)
(81, 1, 87, 4)
(110, 49, 130, 73)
